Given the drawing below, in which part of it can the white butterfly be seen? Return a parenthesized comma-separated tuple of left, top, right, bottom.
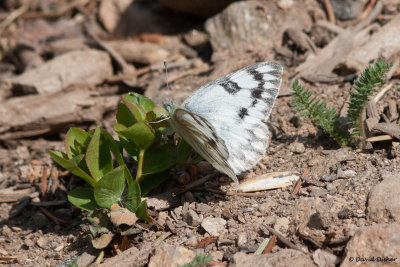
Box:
(164, 62, 283, 184)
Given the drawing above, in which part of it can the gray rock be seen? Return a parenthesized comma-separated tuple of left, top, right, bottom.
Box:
(8, 49, 112, 95)
(337, 169, 357, 179)
(309, 187, 329, 198)
(196, 203, 212, 214)
(341, 224, 400, 267)
(237, 232, 248, 248)
(183, 209, 203, 226)
(274, 217, 290, 233)
(36, 236, 48, 249)
(148, 244, 195, 267)
(313, 249, 340, 267)
(205, 1, 311, 55)
(201, 217, 227, 236)
(289, 142, 306, 154)
(330, 0, 364, 20)
(367, 175, 400, 223)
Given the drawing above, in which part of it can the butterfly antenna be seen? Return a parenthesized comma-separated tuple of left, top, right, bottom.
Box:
(164, 61, 172, 101)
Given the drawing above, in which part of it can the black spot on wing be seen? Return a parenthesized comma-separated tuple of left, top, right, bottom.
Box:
(248, 68, 263, 81)
(220, 80, 241, 94)
(239, 107, 249, 119)
(252, 89, 263, 99)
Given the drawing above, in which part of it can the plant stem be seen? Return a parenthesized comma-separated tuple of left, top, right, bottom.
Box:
(95, 250, 104, 264)
(136, 149, 145, 182)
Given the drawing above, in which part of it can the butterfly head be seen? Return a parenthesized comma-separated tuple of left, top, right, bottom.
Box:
(163, 101, 178, 116)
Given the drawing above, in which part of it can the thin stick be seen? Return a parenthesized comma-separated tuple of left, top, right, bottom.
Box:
(263, 235, 277, 254)
(39, 207, 69, 227)
(359, 0, 377, 20)
(263, 225, 304, 253)
(374, 83, 393, 103)
(175, 173, 217, 195)
(322, 0, 336, 24)
(0, 5, 28, 37)
(366, 135, 392, 142)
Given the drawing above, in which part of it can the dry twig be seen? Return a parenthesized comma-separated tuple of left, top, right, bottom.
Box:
(322, 0, 336, 24)
(0, 5, 28, 37)
(263, 225, 304, 253)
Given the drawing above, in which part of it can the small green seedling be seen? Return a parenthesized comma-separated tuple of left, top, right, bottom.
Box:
(291, 59, 392, 148)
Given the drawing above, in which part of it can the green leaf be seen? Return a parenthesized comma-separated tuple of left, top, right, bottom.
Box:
(86, 127, 113, 182)
(125, 179, 141, 212)
(116, 102, 138, 127)
(142, 144, 176, 175)
(139, 170, 170, 196)
(116, 122, 155, 150)
(135, 200, 151, 222)
(123, 165, 135, 187)
(94, 166, 126, 209)
(101, 129, 125, 166)
(125, 92, 155, 112)
(115, 126, 139, 161)
(65, 128, 91, 158)
(86, 126, 101, 182)
(67, 187, 99, 212)
(47, 150, 95, 187)
(122, 98, 146, 122)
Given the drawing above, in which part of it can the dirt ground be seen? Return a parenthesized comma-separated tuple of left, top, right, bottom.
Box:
(1, 0, 400, 266)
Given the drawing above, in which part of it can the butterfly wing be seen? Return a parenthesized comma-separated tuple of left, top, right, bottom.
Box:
(182, 62, 283, 175)
(169, 107, 239, 184)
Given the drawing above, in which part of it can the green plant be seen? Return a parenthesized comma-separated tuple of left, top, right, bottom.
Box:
(291, 59, 392, 148)
(47, 92, 201, 248)
(178, 254, 213, 267)
(347, 59, 392, 140)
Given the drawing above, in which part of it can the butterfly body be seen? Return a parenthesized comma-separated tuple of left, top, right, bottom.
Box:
(164, 62, 283, 184)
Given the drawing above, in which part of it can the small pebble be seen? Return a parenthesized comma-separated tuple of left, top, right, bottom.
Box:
(36, 237, 48, 249)
(183, 209, 202, 226)
(196, 203, 212, 214)
(310, 187, 329, 197)
(185, 236, 198, 247)
(320, 174, 337, 182)
(337, 169, 357, 179)
(289, 142, 305, 154)
(274, 217, 290, 233)
(237, 233, 248, 248)
(23, 238, 35, 248)
(326, 183, 336, 192)
(201, 217, 227, 236)
(11, 226, 22, 232)
(54, 244, 64, 252)
(338, 208, 352, 219)
(0, 247, 8, 255)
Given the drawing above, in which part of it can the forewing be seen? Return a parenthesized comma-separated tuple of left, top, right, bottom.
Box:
(170, 108, 238, 184)
(182, 62, 283, 174)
